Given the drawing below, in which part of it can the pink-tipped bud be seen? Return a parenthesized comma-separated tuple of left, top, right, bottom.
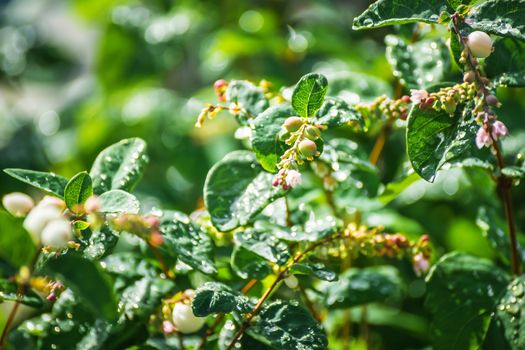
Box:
(84, 196, 101, 213)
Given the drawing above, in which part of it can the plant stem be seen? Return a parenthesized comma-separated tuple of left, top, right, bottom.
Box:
(225, 233, 343, 350)
(369, 120, 392, 166)
(147, 242, 173, 279)
(451, 13, 520, 275)
(0, 248, 42, 350)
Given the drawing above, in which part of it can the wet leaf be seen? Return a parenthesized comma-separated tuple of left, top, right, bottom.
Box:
(291, 73, 328, 118)
(204, 151, 284, 231)
(158, 211, 216, 274)
(64, 172, 93, 213)
(234, 229, 290, 265)
(252, 104, 295, 172)
(467, 0, 525, 42)
(249, 300, 327, 350)
(90, 138, 148, 195)
(192, 282, 253, 317)
(0, 211, 36, 268)
(485, 37, 525, 87)
(226, 80, 269, 123)
(3, 169, 69, 198)
(99, 190, 140, 214)
(425, 252, 510, 350)
(353, 0, 450, 30)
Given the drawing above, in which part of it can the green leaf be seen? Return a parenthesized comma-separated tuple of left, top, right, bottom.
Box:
(103, 252, 160, 280)
(234, 229, 290, 265)
(90, 138, 148, 195)
(231, 246, 272, 280)
(225, 80, 270, 122)
(81, 225, 120, 260)
(485, 37, 525, 87)
(385, 35, 450, 89)
(467, 0, 525, 42)
(99, 190, 140, 214)
(484, 276, 525, 349)
(320, 266, 403, 308)
(352, 0, 450, 30)
(292, 73, 328, 118)
(406, 105, 488, 182)
(252, 104, 294, 172)
(315, 97, 364, 128)
(204, 151, 284, 231)
(249, 300, 327, 350)
(42, 254, 118, 321)
(0, 279, 43, 307)
(192, 282, 253, 317)
(425, 252, 510, 350)
(0, 211, 36, 268)
(119, 276, 174, 320)
(158, 211, 216, 274)
(3, 169, 68, 198)
(290, 262, 338, 282)
(64, 172, 93, 213)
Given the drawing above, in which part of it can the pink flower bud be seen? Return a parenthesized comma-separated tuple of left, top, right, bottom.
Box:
(410, 89, 429, 105)
(163, 320, 176, 334)
(491, 120, 508, 140)
(46, 292, 56, 302)
(475, 126, 492, 149)
(413, 253, 430, 276)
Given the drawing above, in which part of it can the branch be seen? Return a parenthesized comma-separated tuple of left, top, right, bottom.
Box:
(451, 13, 520, 275)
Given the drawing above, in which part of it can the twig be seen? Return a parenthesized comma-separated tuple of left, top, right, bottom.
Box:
(0, 248, 42, 350)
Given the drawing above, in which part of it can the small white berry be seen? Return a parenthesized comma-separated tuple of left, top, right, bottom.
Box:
(467, 31, 493, 58)
(40, 219, 73, 249)
(284, 275, 299, 289)
(23, 205, 63, 241)
(2, 192, 34, 217)
(172, 302, 206, 334)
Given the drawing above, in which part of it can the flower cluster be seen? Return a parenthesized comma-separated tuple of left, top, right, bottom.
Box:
(272, 116, 323, 190)
(476, 119, 508, 149)
(410, 82, 476, 115)
(356, 95, 412, 122)
(195, 103, 241, 128)
(319, 224, 432, 276)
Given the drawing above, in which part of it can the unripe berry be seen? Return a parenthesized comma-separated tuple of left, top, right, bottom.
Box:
(40, 219, 73, 249)
(463, 71, 475, 83)
(304, 125, 321, 140)
(467, 31, 493, 58)
(172, 302, 206, 334)
(283, 116, 304, 132)
(284, 275, 299, 289)
(298, 139, 317, 158)
(2, 192, 34, 217)
(486, 94, 500, 107)
(444, 98, 457, 114)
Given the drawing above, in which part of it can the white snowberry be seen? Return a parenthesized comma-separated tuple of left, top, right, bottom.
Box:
(23, 205, 63, 241)
(172, 302, 206, 334)
(40, 219, 73, 249)
(284, 275, 299, 289)
(467, 31, 493, 58)
(2, 192, 34, 217)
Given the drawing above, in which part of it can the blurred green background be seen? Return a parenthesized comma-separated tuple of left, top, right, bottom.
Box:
(1, 1, 525, 347)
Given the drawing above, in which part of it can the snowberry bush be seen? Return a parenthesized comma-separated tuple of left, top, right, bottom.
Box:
(0, 0, 525, 349)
